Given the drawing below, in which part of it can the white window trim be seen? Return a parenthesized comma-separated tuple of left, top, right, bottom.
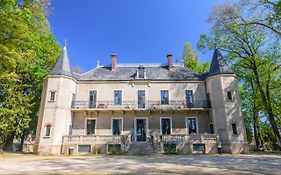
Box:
(113, 90, 123, 105)
(43, 124, 52, 138)
(226, 90, 234, 101)
(48, 91, 56, 102)
(185, 89, 195, 103)
(134, 117, 149, 141)
(160, 89, 170, 105)
(231, 122, 239, 136)
(111, 117, 123, 135)
(136, 89, 147, 109)
(84, 118, 97, 135)
(89, 89, 98, 101)
(185, 117, 199, 134)
(77, 144, 92, 153)
(160, 117, 172, 135)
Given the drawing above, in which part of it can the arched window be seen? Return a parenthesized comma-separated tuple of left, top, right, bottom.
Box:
(232, 123, 238, 135)
(45, 125, 51, 137)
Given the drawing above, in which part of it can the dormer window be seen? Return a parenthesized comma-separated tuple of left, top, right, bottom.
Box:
(136, 65, 146, 79)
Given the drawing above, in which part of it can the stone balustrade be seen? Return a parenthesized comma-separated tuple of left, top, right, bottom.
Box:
(63, 135, 122, 145)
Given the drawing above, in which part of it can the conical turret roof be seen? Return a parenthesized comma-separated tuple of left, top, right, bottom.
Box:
(49, 45, 72, 77)
(208, 48, 232, 77)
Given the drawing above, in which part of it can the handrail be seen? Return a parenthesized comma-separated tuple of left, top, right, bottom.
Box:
(72, 100, 211, 109)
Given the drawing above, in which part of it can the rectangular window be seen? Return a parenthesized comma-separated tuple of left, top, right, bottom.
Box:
(138, 90, 145, 108)
(161, 118, 171, 135)
(86, 119, 96, 135)
(89, 90, 97, 108)
(78, 145, 91, 153)
(193, 144, 205, 153)
(114, 90, 122, 105)
(139, 69, 145, 79)
(161, 90, 169, 105)
(210, 123, 214, 134)
(45, 125, 51, 137)
(49, 91, 56, 101)
(227, 91, 233, 100)
(232, 123, 238, 135)
(112, 118, 122, 135)
(185, 90, 194, 107)
(186, 118, 197, 134)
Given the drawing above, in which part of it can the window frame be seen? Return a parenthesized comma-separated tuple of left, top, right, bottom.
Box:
(137, 89, 146, 109)
(85, 118, 97, 135)
(78, 145, 91, 153)
(44, 124, 52, 138)
(160, 117, 172, 135)
(111, 117, 123, 135)
(185, 90, 194, 106)
(48, 91, 56, 102)
(88, 90, 97, 108)
(160, 90, 169, 105)
(232, 123, 238, 135)
(227, 91, 233, 101)
(186, 117, 198, 134)
(113, 90, 123, 105)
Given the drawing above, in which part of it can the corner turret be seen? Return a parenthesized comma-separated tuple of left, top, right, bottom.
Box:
(49, 45, 73, 77)
(205, 48, 248, 154)
(208, 48, 232, 77)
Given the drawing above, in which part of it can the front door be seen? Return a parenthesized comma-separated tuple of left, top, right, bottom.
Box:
(136, 119, 146, 141)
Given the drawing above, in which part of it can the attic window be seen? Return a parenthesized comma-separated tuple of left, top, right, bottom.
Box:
(136, 65, 146, 79)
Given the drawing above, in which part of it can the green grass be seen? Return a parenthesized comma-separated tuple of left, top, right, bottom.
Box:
(252, 150, 281, 154)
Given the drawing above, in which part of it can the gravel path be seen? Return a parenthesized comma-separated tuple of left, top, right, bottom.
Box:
(0, 154, 280, 174)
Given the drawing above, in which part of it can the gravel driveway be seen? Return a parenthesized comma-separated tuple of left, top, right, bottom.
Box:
(0, 153, 280, 174)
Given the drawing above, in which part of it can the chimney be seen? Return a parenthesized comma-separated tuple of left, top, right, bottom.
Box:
(111, 53, 117, 71)
(167, 53, 173, 71)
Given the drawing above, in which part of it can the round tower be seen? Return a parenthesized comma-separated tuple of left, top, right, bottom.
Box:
(34, 45, 77, 154)
(205, 48, 248, 154)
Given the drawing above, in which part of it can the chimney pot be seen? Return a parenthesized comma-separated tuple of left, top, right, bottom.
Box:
(111, 53, 117, 71)
(167, 53, 173, 71)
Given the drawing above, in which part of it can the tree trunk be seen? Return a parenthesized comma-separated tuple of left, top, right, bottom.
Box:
(3, 134, 14, 152)
(253, 100, 261, 149)
(19, 132, 25, 152)
(251, 81, 261, 149)
(252, 64, 281, 149)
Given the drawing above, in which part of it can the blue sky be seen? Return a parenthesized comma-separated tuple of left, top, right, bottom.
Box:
(48, 0, 226, 71)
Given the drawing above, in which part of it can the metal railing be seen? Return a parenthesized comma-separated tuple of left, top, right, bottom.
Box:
(71, 100, 211, 109)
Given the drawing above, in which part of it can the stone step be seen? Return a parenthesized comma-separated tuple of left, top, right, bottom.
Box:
(126, 141, 158, 155)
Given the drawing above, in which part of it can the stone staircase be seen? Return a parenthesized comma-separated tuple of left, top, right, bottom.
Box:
(126, 142, 158, 155)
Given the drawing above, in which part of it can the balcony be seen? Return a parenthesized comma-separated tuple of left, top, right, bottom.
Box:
(71, 100, 211, 111)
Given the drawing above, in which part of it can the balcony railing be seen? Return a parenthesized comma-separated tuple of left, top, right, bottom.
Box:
(62, 134, 217, 145)
(71, 100, 211, 110)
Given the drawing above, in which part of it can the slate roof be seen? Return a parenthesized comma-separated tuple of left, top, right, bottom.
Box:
(208, 49, 232, 76)
(49, 46, 73, 77)
(49, 46, 232, 81)
(78, 66, 202, 81)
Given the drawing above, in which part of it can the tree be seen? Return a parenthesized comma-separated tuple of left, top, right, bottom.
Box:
(0, 0, 60, 151)
(182, 42, 210, 73)
(240, 0, 281, 36)
(198, 2, 281, 149)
